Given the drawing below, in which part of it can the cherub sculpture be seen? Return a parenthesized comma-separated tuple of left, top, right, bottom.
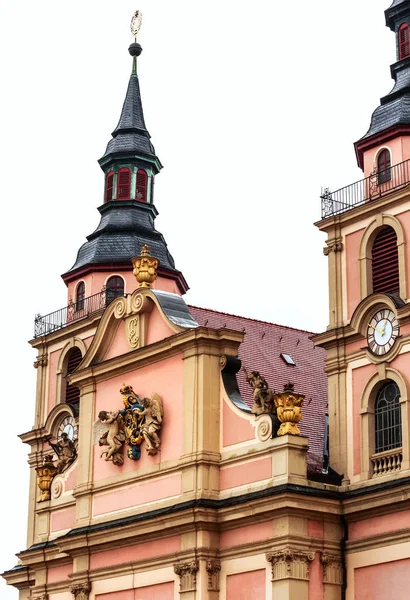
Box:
(243, 367, 274, 415)
(95, 410, 126, 466)
(50, 432, 76, 474)
(138, 394, 164, 455)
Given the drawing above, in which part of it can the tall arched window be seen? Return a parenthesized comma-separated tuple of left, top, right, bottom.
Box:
(372, 226, 399, 294)
(117, 168, 131, 200)
(76, 282, 85, 311)
(136, 169, 148, 202)
(65, 347, 82, 405)
(375, 381, 402, 453)
(105, 171, 114, 202)
(399, 23, 410, 60)
(106, 276, 125, 306)
(377, 149, 391, 184)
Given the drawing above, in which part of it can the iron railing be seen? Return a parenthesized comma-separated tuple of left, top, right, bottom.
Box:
(34, 289, 108, 338)
(321, 158, 410, 219)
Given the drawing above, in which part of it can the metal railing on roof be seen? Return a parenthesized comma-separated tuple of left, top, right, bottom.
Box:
(320, 158, 410, 219)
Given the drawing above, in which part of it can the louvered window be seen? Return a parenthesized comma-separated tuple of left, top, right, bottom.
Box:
(106, 276, 125, 306)
(372, 227, 399, 294)
(118, 168, 131, 200)
(375, 381, 402, 453)
(76, 282, 85, 311)
(65, 347, 82, 405)
(136, 169, 148, 202)
(399, 23, 410, 60)
(105, 171, 114, 202)
(377, 149, 391, 184)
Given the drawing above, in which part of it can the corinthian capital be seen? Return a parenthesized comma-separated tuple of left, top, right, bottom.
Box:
(70, 582, 91, 600)
(174, 560, 199, 593)
(266, 548, 314, 581)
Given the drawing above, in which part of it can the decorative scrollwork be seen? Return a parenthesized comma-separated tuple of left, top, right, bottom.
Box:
(113, 297, 127, 319)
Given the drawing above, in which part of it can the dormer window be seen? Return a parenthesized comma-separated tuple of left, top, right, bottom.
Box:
(105, 171, 114, 202)
(117, 168, 131, 200)
(399, 23, 410, 60)
(136, 169, 148, 202)
(377, 149, 391, 184)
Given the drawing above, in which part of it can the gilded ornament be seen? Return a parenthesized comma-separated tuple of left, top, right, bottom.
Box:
(132, 245, 159, 288)
(36, 455, 58, 502)
(273, 383, 305, 436)
(127, 316, 140, 348)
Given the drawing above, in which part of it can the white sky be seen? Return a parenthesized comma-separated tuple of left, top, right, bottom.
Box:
(0, 0, 394, 597)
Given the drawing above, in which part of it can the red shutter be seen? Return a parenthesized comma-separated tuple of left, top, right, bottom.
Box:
(136, 169, 148, 202)
(65, 348, 83, 404)
(372, 227, 400, 294)
(76, 282, 85, 311)
(118, 168, 131, 200)
(105, 172, 114, 202)
(377, 149, 391, 184)
(399, 24, 410, 59)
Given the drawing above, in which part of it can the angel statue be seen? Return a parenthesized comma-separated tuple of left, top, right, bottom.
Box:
(50, 432, 76, 474)
(95, 410, 126, 466)
(243, 367, 274, 415)
(137, 394, 164, 455)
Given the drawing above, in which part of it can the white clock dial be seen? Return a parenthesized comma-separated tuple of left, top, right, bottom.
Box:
(58, 416, 77, 441)
(367, 309, 399, 355)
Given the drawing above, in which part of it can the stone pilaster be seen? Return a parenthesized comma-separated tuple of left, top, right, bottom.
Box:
(70, 582, 91, 600)
(174, 560, 199, 597)
(321, 553, 343, 600)
(266, 547, 314, 600)
(206, 559, 221, 592)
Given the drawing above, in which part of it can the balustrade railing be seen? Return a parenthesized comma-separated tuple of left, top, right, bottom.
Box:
(321, 158, 410, 219)
(371, 447, 402, 477)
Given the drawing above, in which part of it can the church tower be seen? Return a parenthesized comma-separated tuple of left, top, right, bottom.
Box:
(316, 0, 410, 484)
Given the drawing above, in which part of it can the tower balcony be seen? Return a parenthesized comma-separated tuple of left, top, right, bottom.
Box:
(320, 158, 410, 219)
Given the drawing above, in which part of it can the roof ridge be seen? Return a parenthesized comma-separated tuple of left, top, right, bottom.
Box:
(188, 304, 317, 336)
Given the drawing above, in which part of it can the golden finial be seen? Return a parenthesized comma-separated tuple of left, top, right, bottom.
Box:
(273, 383, 305, 436)
(132, 245, 159, 288)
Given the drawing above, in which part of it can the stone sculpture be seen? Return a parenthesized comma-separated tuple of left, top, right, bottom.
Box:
(243, 367, 274, 414)
(96, 410, 126, 466)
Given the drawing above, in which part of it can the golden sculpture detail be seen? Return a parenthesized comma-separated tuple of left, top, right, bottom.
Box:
(36, 455, 58, 502)
(273, 383, 305, 436)
(132, 245, 159, 288)
(121, 384, 164, 458)
(243, 367, 274, 415)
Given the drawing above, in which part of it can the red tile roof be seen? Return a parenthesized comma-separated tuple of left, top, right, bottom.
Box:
(189, 305, 328, 473)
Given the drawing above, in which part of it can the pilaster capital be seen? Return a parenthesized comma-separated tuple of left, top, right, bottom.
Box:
(174, 560, 199, 593)
(266, 547, 314, 581)
(70, 582, 91, 600)
(320, 553, 343, 585)
(323, 239, 343, 256)
(34, 355, 48, 369)
(32, 594, 48, 600)
(206, 559, 221, 592)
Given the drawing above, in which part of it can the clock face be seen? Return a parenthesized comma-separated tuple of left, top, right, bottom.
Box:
(367, 309, 399, 355)
(58, 416, 77, 441)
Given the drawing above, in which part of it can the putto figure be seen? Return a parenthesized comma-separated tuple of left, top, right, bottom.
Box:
(50, 432, 76, 473)
(243, 367, 274, 415)
(138, 394, 164, 455)
(96, 410, 126, 466)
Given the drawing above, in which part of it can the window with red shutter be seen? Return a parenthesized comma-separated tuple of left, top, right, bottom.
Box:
(377, 149, 391, 184)
(117, 168, 131, 200)
(136, 169, 148, 202)
(399, 23, 410, 60)
(105, 171, 114, 202)
(76, 282, 85, 311)
(65, 347, 83, 405)
(372, 227, 400, 295)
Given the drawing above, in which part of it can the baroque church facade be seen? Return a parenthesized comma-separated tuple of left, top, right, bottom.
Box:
(4, 2, 410, 599)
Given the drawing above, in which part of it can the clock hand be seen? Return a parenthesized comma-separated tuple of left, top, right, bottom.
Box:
(368, 323, 384, 334)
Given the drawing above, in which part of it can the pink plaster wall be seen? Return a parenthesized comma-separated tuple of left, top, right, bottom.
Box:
(220, 457, 272, 491)
(65, 463, 78, 492)
(47, 349, 61, 414)
(83, 335, 94, 349)
(146, 307, 176, 346)
(308, 552, 323, 600)
(93, 473, 182, 516)
(352, 363, 377, 475)
(152, 277, 180, 295)
(345, 228, 364, 320)
(362, 139, 404, 178)
(391, 347, 410, 380)
(308, 520, 324, 539)
(96, 582, 174, 600)
(50, 507, 76, 533)
(222, 400, 254, 447)
(104, 321, 131, 361)
(220, 522, 273, 549)
(90, 536, 181, 570)
(47, 564, 73, 584)
(93, 355, 184, 481)
(349, 509, 410, 540)
(226, 570, 266, 600)
(354, 558, 410, 599)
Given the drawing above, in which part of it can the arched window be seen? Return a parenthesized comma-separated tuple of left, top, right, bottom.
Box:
(375, 381, 402, 453)
(399, 23, 410, 60)
(76, 282, 85, 311)
(136, 169, 148, 202)
(65, 347, 82, 405)
(106, 276, 125, 306)
(372, 226, 399, 294)
(117, 168, 131, 200)
(377, 149, 391, 184)
(105, 171, 114, 202)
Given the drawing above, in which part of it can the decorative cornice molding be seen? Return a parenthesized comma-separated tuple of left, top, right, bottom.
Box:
(206, 559, 221, 591)
(33, 355, 48, 369)
(320, 553, 343, 585)
(323, 239, 343, 256)
(70, 582, 91, 600)
(174, 560, 199, 593)
(266, 548, 314, 581)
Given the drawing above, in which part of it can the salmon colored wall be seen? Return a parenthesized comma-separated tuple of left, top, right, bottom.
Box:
(220, 457, 272, 491)
(352, 363, 377, 475)
(349, 509, 410, 540)
(391, 350, 410, 385)
(47, 564, 73, 584)
(83, 335, 94, 349)
(48, 349, 61, 414)
(146, 308, 176, 346)
(308, 552, 323, 599)
(308, 520, 324, 539)
(50, 507, 76, 533)
(93, 473, 182, 516)
(345, 228, 364, 320)
(152, 277, 180, 295)
(93, 355, 184, 481)
(222, 400, 254, 447)
(355, 558, 410, 599)
(220, 522, 273, 549)
(104, 321, 131, 361)
(96, 582, 174, 600)
(65, 463, 78, 492)
(362, 139, 402, 178)
(90, 536, 181, 570)
(226, 570, 266, 600)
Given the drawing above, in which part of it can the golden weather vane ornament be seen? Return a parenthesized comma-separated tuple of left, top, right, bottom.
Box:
(131, 10, 143, 40)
